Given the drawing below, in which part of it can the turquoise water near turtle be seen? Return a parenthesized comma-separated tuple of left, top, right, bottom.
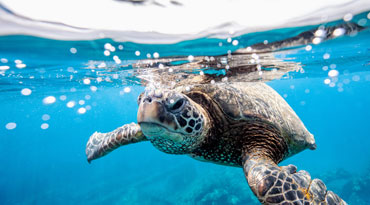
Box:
(1, 11, 370, 205)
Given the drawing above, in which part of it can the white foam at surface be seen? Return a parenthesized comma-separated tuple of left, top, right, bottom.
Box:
(0, 0, 369, 44)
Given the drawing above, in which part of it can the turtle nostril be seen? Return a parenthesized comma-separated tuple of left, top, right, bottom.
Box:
(144, 96, 152, 103)
(171, 98, 184, 111)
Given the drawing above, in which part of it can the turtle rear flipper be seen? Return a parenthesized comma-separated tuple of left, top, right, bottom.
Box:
(86, 123, 146, 163)
(243, 153, 346, 204)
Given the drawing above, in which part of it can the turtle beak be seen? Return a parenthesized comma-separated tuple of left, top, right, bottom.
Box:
(137, 101, 163, 124)
(137, 91, 178, 131)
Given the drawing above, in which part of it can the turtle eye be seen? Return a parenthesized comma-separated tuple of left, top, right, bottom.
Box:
(170, 98, 185, 111)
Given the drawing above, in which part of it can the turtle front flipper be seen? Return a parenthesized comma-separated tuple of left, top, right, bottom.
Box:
(243, 153, 346, 204)
(86, 123, 146, 163)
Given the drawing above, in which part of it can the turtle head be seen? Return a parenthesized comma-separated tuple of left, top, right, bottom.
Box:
(137, 88, 208, 154)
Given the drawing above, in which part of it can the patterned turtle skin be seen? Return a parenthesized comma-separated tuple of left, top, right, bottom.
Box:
(85, 23, 364, 204)
(86, 82, 346, 205)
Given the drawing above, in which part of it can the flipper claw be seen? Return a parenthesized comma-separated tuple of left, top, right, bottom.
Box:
(243, 155, 346, 204)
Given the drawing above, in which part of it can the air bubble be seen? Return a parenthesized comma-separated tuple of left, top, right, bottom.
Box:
(0, 66, 10, 70)
(42, 114, 50, 121)
(153, 52, 160, 59)
(77, 107, 86, 114)
(358, 19, 367, 26)
(104, 43, 112, 50)
(0, 58, 8, 63)
(104, 50, 110, 56)
(312, 38, 322, 44)
(188, 55, 194, 62)
(90, 86, 97, 92)
(232, 40, 239, 46)
(67, 101, 76, 108)
(324, 79, 331, 84)
(21, 88, 32, 96)
(43, 96, 56, 105)
(16, 64, 26, 69)
(70, 48, 77, 54)
(41, 123, 49, 129)
(135, 51, 141, 56)
(83, 78, 91, 85)
(333, 28, 345, 37)
(343, 13, 353, 21)
(79, 100, 85, 105)
(305, 45, 312, 51)
(323, 53, 330, 59)
(124, 87, 131, 93)
(113, 56, 121, 64)
(59, 95, 67, 101)
(5, 122, 16, 130)
(328, 70, 339, 77)
(315, 29, 326, 37)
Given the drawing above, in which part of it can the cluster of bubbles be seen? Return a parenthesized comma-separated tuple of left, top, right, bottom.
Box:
(302, 12, 370, 93)
(103, 43, 123, 64)
(319, 54, 364, 93)
(0, 58, 26, 74)
(312, 12, 370, 46)
(41, 114, 50, 130)
(5, 83, 100, 130)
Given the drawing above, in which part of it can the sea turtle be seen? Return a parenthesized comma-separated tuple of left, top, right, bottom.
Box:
(85, 23, 363, 204)
(86, 82, 345, 204)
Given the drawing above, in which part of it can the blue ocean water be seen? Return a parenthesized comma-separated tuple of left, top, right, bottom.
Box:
(0, 12, 370, 205)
